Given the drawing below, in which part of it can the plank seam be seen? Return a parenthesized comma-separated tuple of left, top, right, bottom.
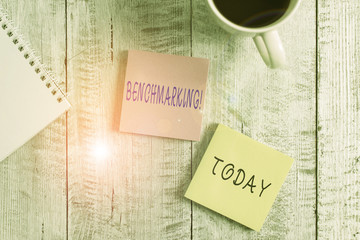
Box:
(315, 0, 319, 239)
(65, 0, 69, 239)
(190, 0, 193, 57)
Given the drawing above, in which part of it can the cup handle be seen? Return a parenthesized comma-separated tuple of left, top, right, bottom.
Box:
(253, 30, 286, 68)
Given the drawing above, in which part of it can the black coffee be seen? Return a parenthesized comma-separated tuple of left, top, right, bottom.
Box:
(213, 0, 290, 28)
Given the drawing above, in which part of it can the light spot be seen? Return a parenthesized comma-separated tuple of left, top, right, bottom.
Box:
(92, 140, 110, 161)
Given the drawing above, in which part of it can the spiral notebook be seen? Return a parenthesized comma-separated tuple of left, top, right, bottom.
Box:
(0, 7, 70, 162)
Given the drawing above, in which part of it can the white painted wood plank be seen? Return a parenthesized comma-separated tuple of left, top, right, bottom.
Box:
(191, 0, 317, 238)
(0, 0, 67, 239)
(66, 0, 192, 239)
(317, 0, 360, 239)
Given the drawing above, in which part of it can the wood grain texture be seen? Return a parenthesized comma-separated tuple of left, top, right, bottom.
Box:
(66, 0, 192, 239)
(191, 0, 317, 239)
(3, 0, 360, 239)
(0, 0, 67, 239)
(317, 1, 360, 239)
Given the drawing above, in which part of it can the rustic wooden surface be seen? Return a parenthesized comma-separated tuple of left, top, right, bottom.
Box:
(317, 0, 360, 239)
(0, 0, 358, 239)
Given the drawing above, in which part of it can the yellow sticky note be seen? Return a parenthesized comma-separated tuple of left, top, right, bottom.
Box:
(185, 124, 294, 231)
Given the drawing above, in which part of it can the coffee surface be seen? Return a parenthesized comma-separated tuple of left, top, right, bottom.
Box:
(213, 0, 290, 28)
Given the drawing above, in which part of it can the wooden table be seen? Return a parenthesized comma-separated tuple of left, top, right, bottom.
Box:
(1, 0, 359, 239)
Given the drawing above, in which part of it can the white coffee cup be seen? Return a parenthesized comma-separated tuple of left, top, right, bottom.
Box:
(207, 0, 301, 68)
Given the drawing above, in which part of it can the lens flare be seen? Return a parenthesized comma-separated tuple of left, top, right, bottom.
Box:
(92, 140, 110, 160)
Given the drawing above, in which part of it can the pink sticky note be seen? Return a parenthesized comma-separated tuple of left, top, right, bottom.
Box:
(120, 50, 209, 141)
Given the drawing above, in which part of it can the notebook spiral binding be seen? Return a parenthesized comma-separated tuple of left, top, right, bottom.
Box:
(0, 7, 66, 103)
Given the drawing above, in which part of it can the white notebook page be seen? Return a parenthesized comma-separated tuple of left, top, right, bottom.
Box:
(0, 20, 70, 161)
